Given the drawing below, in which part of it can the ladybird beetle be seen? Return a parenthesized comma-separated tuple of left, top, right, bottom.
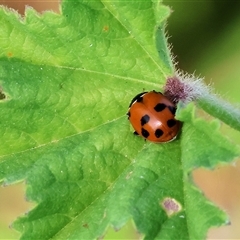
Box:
(127, 90, 181, 143)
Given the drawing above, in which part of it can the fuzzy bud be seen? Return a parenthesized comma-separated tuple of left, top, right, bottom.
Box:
(163, 73, 210, 105)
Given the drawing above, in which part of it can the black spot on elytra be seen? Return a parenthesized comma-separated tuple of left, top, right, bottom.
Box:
(154, 103, 166, 112)
(129, 92, 147, 107)
(167, 119, 176, 128)
(137, 96, 143, 103)
(141, 128, 149, 138)
(141, 114, 150, 126)
(168, 106, 176, 115)
(155, 129, 164, 138)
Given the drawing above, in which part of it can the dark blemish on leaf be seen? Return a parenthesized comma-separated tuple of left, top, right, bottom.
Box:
(103, 25, 109, 32)
(0, 87, 6, 100)
(161, 197, 182, 217)
(225, 219, 231, 226)
(9, 222, 14, 229)
(7, 52, 13, 58)
(82, 223, 89, 228)
(24, 210, 30, 216)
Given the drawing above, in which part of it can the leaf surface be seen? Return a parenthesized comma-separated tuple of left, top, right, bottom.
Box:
(0, 1, 239, 239)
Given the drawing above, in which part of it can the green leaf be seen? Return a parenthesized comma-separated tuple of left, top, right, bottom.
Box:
(0, 1, 239, 239)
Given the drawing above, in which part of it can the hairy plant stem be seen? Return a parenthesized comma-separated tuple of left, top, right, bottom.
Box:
(197, 92, 240, 132)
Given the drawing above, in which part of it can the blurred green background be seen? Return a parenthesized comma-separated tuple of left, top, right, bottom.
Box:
(0, 0, 240, 239)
